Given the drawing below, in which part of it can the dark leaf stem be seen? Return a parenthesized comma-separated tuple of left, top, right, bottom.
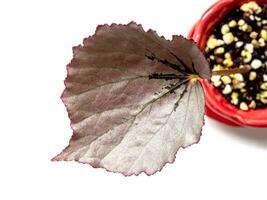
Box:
(148, 73, 187, 80)
(211, 66, 250, 76)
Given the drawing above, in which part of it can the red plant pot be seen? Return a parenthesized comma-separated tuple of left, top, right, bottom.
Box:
(188, 0, 267, 127)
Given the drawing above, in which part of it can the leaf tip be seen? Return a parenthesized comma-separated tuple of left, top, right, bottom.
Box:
(51, 154, 61, 162)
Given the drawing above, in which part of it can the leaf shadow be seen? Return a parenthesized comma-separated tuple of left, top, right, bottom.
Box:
(208, 118, 267, 149)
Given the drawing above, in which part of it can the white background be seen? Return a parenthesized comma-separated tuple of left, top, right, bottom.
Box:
(1, 0, 267, 199)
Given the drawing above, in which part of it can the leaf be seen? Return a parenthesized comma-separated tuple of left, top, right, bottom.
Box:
(53, 22, 211, 176)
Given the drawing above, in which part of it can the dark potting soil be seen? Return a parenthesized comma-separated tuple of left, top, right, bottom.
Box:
(205, 2, 267, 110)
